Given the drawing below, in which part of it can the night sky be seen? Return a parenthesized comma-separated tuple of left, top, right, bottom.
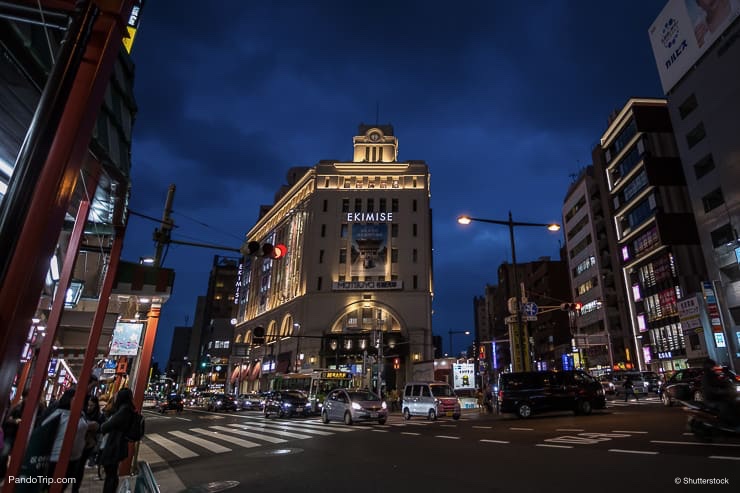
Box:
(120, 1, 667, 365)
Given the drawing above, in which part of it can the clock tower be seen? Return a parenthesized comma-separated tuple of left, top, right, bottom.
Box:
(353, 124, 398, 163)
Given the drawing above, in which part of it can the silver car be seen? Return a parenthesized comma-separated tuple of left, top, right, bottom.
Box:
(321, 389, 388, 425)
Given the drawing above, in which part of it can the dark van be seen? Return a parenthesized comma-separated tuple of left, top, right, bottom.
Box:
(498, 370, 606, 418)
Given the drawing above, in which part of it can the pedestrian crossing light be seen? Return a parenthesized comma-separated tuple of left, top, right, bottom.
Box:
(393, 358, 400, 370)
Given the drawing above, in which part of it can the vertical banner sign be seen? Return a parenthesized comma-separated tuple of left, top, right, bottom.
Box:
(701, 282, 726, 348)
(122, 1, 145, 54)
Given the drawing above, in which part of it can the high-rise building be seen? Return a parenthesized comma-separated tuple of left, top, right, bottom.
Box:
(649, 0, 740, 369)
(233, 125, 433, 393)
(562, 166, 631, 371)
(594, 98, 708, 372)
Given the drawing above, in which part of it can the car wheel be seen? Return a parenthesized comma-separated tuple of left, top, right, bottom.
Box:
(278, 408, 285, 419)
(321, 411, 330, 424)
(403, 408, 411, 420)
(344, 412, 353, 425)
(427, 409, 436, 421)
(378, 417, 387, 425)
(516, 403, 532, 418)
(576, 400, 592, 416)
(452, 414, 460, 420)
(662, 393, 673, 407)
(264, 409, 270, 418)
(693, 390, 703, 402)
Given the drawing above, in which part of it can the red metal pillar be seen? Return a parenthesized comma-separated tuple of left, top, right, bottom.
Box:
(50, 221, 126, 493)
(121, 303, 161, 475)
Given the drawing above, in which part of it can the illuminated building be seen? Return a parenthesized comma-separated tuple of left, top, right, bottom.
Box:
(233, 124, 433, 392)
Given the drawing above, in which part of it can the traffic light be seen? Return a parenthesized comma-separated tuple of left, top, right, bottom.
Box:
(393, 358, 400, 370)
(479, 344, 486, 360)
(243, 241, 287, 259)
(252, 326, 265, 344)
(560, 302, 583, 313)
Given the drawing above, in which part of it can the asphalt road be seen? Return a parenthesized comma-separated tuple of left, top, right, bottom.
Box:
(137, 396, 740, 493)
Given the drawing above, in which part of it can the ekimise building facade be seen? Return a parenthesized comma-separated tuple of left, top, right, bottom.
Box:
(232, 125, 433, 392)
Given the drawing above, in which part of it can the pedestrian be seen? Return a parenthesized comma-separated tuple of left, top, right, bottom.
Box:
(71, 394, 104, 492)
(476, 388, 484, 412)
(44, 387, 89, 491)
(99, 388, 136, 493)
(623, 375, 638, 402)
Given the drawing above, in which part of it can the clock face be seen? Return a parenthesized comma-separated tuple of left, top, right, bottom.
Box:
(369, 132, 380, 142)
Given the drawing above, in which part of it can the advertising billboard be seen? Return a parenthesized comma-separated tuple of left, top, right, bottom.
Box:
(649, 0, 740, 93)
(452, 363, 475, 390)
(350, 223, 388, 277)
(109, 321, 144, 356)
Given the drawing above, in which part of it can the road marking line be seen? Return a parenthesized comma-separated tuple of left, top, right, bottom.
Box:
(555, 428, 584, 432)
(682, 433, 693, 436)
(708, 456, 740, 461)
(226, 423, 312, 440)
(190, 428, 261, 448)
(401, 432, 420, 436)
(440, 425, 456, 428)
(371, 429, 389, 433)
(608, 449, 658, 455)
(536, 444, 572, 449)
(210, 425, 287, 444)
(251, 423, 334, 436)
(169, 430, 231, 453)
(173, 417, 192, 421)
(260, 421, 354, 432)
(434, 435, 460, 440)
(473, 426, 492, 429)
(480, 439, 509, 444)
(136, 442, 166, 465)
(650, 440, 740, 448)
(611, 430, 647, 434)
(146, 433, 198, 459)
(510, 427, 534, 431)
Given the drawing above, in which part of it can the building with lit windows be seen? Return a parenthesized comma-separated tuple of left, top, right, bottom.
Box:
(594, 98, 708, 372)
(232, 124, 433, 393)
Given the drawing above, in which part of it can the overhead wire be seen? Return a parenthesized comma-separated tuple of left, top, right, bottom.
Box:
(35, 0, 56, 65)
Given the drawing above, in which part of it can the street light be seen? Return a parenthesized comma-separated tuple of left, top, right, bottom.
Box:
(448, 330, 471, 357)
(457, 212, 560, 372)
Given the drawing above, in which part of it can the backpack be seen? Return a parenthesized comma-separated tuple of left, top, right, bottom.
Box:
(124, 411, 145, 442)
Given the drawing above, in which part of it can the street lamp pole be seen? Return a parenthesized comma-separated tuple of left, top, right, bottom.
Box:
(448, 330, 471, 358)
(458, 212, 560, 372)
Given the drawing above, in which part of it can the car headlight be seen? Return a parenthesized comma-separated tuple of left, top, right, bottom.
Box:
(351, 402, 362, 410)
(381, 401, 387, 409)
(283, 402, 293, 407)
(216, 400, 222, 405)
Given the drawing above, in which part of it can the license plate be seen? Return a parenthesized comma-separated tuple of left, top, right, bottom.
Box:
(370, 412, 378, 418)
(446, 412, 453, 417)
(296, 407, 304, 412)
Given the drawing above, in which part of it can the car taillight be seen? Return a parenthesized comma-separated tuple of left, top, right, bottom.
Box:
(498, 390, 503, 399)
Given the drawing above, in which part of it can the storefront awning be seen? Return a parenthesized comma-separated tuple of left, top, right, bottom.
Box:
(249, 361, 261, 381)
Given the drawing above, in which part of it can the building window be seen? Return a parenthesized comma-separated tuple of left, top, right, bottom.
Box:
(392, 198, 399, 212)
(338, 275, 345, 282)
(325, 178, 330, 188)
(319, 250, 324, 263)
(342, 199, 349, 212)
(678, 93, 698, 119)
(391, 249, 398, 263)
(413, 275, 418, 289)
(686, 122, 706, 149)
(702, 188, 724, 213)
(413, 248, 418, 263)
(339, 248, 347, 263)
(380, 198, 387, 212)
(355, 198, 362, 212)
(710, 223, 735, 248)
(412, 199, 417, 212)
(693, 154, 715, 180)
(392, 179, 399, 188)
(367, 198, 374, 212)
(323, 199, 328, 212)
(321, 224, 326, 237)
(412, 224, 418, 237)
(344, 178, 350, 188)
(340, 224, 348, 238)
(391, 224, 399, 237)
(317, 277, 322, 291)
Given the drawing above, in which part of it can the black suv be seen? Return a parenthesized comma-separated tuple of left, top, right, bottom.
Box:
(498, 370, 606, 418)
(158, 393, 184, 414)
(661, 366, 738, 406)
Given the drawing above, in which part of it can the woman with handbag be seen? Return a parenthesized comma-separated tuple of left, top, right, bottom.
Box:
(99, 388, 136, 493)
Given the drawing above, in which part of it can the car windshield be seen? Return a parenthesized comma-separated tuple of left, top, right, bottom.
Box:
(430, 385, 455, 397)
(283, 391, 306, 400)
(348, 391, 380, 401)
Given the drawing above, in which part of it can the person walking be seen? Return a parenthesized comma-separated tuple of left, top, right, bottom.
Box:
(99, 388, 136, 493)
(623, 375, 638, 402)
(44, 387, 89, 491)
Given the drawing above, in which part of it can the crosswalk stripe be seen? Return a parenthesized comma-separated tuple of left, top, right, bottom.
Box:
(226, 423, 313, 440)
(190, 427, 261, 448)
(137, 441, 166, 465)
(146, 433, 199, 459)
(169, 430, 232, 453)
(209, 425, 287, 444)
(240, 416, 356, 432)
(250, 422, 335, 436)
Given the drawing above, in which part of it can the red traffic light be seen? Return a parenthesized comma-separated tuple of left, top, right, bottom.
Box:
(272, 244, 287, 259)
(574, 302, 583, 311)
